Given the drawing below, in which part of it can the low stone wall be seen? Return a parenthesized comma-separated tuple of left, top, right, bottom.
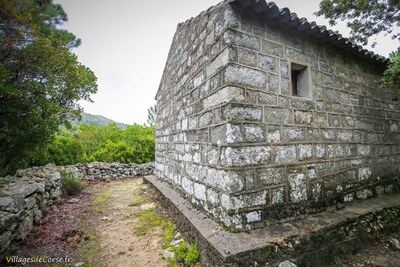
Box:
(0, 165, 62, 255)
(0, 162, 154, 256)
(75, 162, 154, 180)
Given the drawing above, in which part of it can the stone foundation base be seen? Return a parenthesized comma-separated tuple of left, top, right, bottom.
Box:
(144, 175, 400, 266)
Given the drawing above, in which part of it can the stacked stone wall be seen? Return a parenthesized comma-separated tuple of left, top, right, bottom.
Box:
(0, 162, 154, 254)
(155, 1, 400, 231)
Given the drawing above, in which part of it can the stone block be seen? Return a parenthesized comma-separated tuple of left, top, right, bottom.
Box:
(255, 167, 285, 186)
(322, 129, 336, 140)
(206, 48, 230, 77)
(207, 146, 219, 165)
(265, 108, 292, 124)
(193, 182, 206, 201)
(206, 188, 219, 205)
(338, 130, 353, 142)
(224, 104, 263, 121)
(205, 167, 244, 193)
(258, 54, 277, 73)
(244, 125, 264, 142)
(181, 176, 194, 195)
(259, 92, 277, 105)
(358, 167, 372, 181)
(203, 86, 244, 110)
(215, 8, 240, 36)
(267, 74, 279, 93)
(262, 40, 283, 57)
(223, 30, 261, 51)
(299, 144, 313, 160)
(238, 48, 257, 67)
(358, 145, 371, 156)
(0, 211, 16, 232)
(295, 111, 312, 125)
(271, 187, 285, 204)
(284, 127, 305, 142)
(288, 173, 307, 203)
(221, 190, 267, 210)
(226, 123, 243, 144)
(267, 127, 281, 143)
(275, 145, 297, 164)
(245, 211, 261, 223)
(224, 65, 267, 88)
(222, 146, 271, 166)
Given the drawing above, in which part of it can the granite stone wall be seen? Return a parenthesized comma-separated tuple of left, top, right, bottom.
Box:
(155, 1, 400, 231)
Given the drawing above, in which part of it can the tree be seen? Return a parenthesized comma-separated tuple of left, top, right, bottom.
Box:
(146, 104, 157, 127)
(0, 0, 97, 173)
(316, 0, 400, 88)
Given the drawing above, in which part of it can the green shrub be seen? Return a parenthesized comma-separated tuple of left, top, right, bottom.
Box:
(176, 242, 188, 262)
(162, 220, 175, 247)
(185, 243, 199, 266)
(60, 170, 85, 195)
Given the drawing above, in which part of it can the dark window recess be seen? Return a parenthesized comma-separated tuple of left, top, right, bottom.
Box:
(290, 63, 310, 98)
(291, 69, 301, 96)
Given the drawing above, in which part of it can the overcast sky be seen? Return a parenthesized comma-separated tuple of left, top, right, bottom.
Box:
(55, 0, 398, 125)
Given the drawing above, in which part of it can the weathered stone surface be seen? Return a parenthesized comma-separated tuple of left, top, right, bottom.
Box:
(203, 86, 244, 110)
(206, 48, 230, 77)
(224, 65, 266, 88)
(226, 123, 243, 144)
(224, 30, 261, 51)
(221, 190, 266, 210)
(222, 146, 271, 166)
(204, 167, 244, 194)
(288, 173, 307, 202)
(258, 54, 277, 72)
(256, 167, 285, 186)
(275, 146, 297, 164)
(265, 107, 292, 124)
(155, 0, 400, 233)
(244, 125, 264, 142)
(224, 105, 263, 121)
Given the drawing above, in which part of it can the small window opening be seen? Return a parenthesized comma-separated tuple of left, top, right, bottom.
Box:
(290, 63, 311, 98)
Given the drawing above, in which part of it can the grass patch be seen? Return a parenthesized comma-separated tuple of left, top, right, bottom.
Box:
(91, 191, 112, 213)
(78, 231, 102, 267)
(60, 170, 85, 195)
(134, 208, 163, 235)
(131, 186, 143, 196)
(129, 198, 150, 207)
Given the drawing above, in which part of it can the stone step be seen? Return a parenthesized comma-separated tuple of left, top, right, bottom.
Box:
(144, 175, 400, 266)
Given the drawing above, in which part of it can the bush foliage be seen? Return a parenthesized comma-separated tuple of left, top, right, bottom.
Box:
(60, 170, 85, 195)
(37, 123, 155, 166)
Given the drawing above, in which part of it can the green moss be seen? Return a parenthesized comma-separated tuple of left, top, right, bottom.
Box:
(134, 208, 163, 235)
(162, 220, 174, 248)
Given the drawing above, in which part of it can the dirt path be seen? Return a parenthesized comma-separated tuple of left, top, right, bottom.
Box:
(80, 178, 168, 267)
(13, 177, 399, 267)
(16, 178, 169, 267)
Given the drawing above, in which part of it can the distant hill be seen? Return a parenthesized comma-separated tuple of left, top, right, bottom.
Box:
(70, 112, 129, 129)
